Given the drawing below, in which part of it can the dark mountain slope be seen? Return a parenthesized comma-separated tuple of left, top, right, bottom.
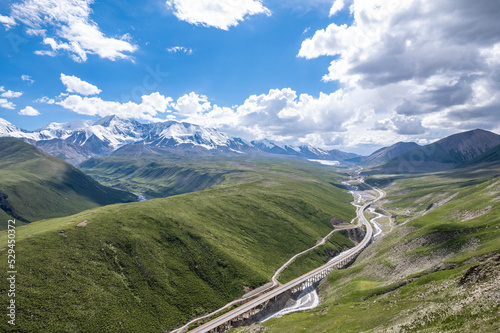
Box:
(438, 129, 500, 163)
(0, 137, 135, 227)
(459, 143, 500, 168)
(362, 142, 420, 166)
(36, 138, 94, 165)
(372, 129, 500, 174)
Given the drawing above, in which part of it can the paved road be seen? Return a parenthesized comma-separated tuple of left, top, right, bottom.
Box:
(188, 181, 384, 333)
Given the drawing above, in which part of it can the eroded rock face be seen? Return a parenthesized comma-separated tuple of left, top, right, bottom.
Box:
(341, 227, 365, 245)
(459, 253, 500, 286)
(330, 216, 350, 226)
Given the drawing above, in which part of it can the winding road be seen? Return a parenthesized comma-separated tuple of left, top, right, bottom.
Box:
(187, 177, 385, 333)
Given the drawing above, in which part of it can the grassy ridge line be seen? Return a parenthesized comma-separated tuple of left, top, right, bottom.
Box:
(80, 156, 232, 199)
(0, 138, 135, 228)
(0, 160, 355, 332)
(247, 168, 500, 332)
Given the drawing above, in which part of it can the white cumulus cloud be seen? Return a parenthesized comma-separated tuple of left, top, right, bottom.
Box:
(0, 99, 15, 110)
(0, 90, 23, 98)
(60, 74, 101, 96)
(0, 86, 23, 110)
(174, 92, 211, 115)
(56, 92, 173, 121)
(183, 88, 356, 144)
(166, 0, 271, 30)
(19, 106, 40, 116)
(9, 0, 137, 62)
(297, 0, 500, 141)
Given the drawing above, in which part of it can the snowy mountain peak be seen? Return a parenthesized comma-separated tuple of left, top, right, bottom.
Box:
(253, 138, 277, 149)
(299, 145, 329, 156)
(92, 115, 142, 128)
(145, 121, 234, 150)
(252, 139, 292, 151)
(0, 118, 21, 135)
(93, 115, 118, 127)
(0, 116, 360, 165)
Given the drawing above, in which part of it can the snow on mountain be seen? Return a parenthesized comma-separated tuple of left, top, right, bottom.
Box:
(146, 121, 234, 149)
(252, 139, 288, 154)
(0, 116, 253, 161)
(0, 118, 22, 135)
(252, 139, 359, 162)
(0, 116, 360, 165)
(255, 138, 275, 149)
(251, 139, 303, 155)
(38, 115, 146, 150)
(287, 145, 301, 153)
(298, 145, 329, 157)
(0, 118, 40, 141)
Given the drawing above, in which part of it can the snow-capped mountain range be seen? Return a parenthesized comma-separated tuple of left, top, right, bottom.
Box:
(0, 115, 359, 165)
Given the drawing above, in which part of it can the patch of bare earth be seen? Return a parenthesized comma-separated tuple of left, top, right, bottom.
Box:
(77, 220, 88, 227)
(450, 205, 493, 222)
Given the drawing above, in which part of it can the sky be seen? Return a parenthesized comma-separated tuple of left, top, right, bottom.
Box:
(0, 0, 499, 155)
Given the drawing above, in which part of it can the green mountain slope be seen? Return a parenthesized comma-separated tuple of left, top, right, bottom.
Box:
(79, 155, 232, 198)
(248, 165, 500, 333)
(0, 159, 356, 332)
(0, 138, 136, 228)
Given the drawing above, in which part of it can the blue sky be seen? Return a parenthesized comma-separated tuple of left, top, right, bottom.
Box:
(1, 0, 500, 154)
(0, 1, 340, 124)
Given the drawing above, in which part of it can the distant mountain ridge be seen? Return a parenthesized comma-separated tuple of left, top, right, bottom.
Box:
(361, 142, 420, 166)
(251, 139, 359, 162)
(0, 116, 360, 165)
(372, 129, 500, 174)
(436, 129, 500, 163)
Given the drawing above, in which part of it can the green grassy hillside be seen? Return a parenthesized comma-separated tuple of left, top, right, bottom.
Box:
(80, 155, 233, 198)
(278, 232, 354, 284)
(0, 159, 356, 332)
(241, 166, 500, 332)
(0, 138, 136, 228)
